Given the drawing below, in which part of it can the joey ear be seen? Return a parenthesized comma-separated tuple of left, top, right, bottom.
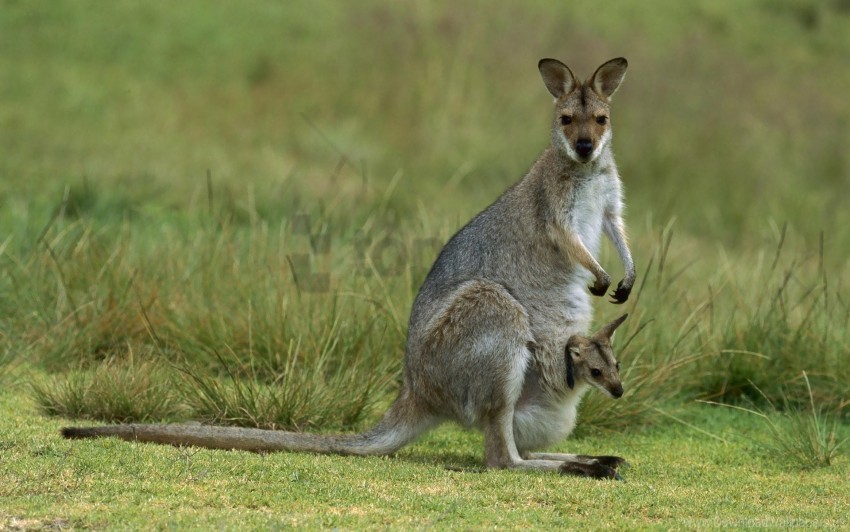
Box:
(565, 337, 582, 390)
(565, 347, 576, 389)
(538, 58, 578, 99)
(595, 314, 628, 342)
(566, 335, 584, 354)
(589, 57, 628, 99)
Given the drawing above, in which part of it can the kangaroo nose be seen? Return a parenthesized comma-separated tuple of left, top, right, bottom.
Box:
(575, 139, 593, 157)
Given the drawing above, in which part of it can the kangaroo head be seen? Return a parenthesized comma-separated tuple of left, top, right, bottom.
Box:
(538, 57, 628, 164)
(565, 314, 628, 398)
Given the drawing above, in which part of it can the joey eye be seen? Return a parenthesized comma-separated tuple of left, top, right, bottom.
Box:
(596, 116, 608, 125)
(590, 368, 602, 378)
(560, 115, 572, 125)
(616, 362, 621, 371)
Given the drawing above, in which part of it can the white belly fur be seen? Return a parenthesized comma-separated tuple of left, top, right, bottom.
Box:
(513, 384, 590, 452)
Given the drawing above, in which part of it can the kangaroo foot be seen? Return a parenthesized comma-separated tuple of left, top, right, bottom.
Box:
(559, 456, 628, 480)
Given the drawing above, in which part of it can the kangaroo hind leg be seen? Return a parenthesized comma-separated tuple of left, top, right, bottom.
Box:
(433, 281, 564, 472)
(416, 280, 533, 427)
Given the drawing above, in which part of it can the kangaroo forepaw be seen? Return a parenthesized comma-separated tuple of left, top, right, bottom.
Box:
(589, 277, 611, 297)
(559, 460, 623, 481)
(608, 281, 631, 304)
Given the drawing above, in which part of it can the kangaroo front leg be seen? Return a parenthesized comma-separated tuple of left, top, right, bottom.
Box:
(602, 209, 635, 304)
(550, 225, 611, 297)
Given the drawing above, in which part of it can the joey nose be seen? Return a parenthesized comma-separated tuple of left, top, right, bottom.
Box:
(575, 139, 593, 157)
(610, 384, 624, 399)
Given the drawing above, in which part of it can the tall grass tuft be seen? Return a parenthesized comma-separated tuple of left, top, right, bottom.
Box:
(696, 232, 850, 409)
(704, 373, 847, 469)
(176, 299, 400, 431)
(31, 354, 185, 423)
(17, 202, 409, 429)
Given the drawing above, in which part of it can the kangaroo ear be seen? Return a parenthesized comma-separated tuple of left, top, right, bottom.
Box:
(596, 314, 628, 342)
(538, 58, 578, 99)
(589, 57, 628, 99)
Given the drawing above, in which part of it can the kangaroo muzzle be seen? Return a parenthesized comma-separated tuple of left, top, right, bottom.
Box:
(575, 138, 593, 159)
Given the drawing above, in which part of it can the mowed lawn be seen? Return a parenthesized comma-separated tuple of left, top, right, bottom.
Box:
(1, 382, 848, 529)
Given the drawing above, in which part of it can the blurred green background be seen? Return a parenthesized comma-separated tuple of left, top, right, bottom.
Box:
(1, 0, 848, 428)
(3, 0, 849, 245)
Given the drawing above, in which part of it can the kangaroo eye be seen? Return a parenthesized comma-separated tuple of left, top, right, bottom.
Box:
(560, 115, 572, 125)
(596, 116, 608, 125)
(590, 368, 602, 377)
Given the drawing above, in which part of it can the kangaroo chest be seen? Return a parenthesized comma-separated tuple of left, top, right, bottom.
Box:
(564, 175, 608, 257)
(519, 170, 615, 358)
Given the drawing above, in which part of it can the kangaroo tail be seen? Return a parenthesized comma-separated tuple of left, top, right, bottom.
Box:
(62, 392, 435, 456)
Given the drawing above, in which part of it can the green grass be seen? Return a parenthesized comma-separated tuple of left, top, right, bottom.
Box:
(30, 356, 186, 424)
(2, 0, 850, 527)
(705, 373, 849, 469)
(2, 383, 848, 528)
